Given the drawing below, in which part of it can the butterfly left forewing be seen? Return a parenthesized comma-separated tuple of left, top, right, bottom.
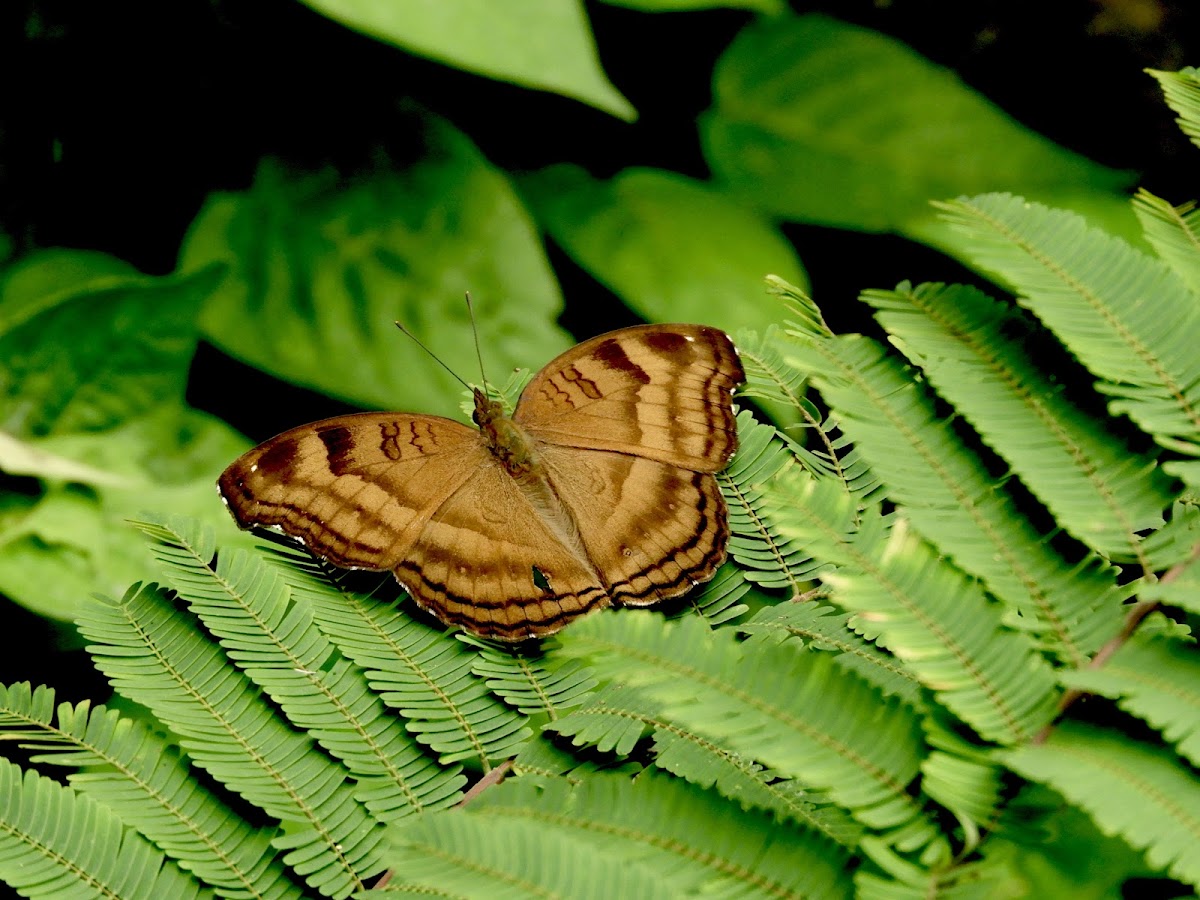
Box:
(218, 412, 482, 571)
(513, 323, 744, 472)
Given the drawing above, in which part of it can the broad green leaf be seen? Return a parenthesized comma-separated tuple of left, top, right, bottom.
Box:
(0, 251, 247, 619)
(601, 0, 782, 11)
(0, 412, 250, 620)
(297, 0, 635, 120)
(0, 252, 221, 436)
(701, 13, 1131, 233)
(0, 431, 135, 487)
(182, 114, 571, 414)
(521, 165, 804, 333)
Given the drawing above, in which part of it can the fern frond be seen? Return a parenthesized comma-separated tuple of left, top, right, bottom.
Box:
(134, 516, 467, 822)
(391, 771, 855, 899)
(373, 800, 671, 898)
(739, 602, 923, 707)
(1060, 618, 1200, 766)
(743, 328, 886, 501)
(1147, 66, 1200, 149)
(721, 410, 831, 595)
(863, 281, 1177, 561)
(764, 274, 835, 340)
(734, 324, 812, 409)
(769, 469, 1060, 745)
(553, 611, 938, 849)
(1139, 500, 1200, 575)
(937, 193, 1200, 467)
(265, 546, 530, 768)
(919, 712, 1005, 836)
(1131, 189, 1200, 294)
(549, 683, 864, 847)
(0, 756, 209, 900)
(0, 683, 299, 900)
(1005, 722, 1200, 889)
(854, 851, 1020, 900)
(680, 563, 753, 627)
(77, 583, 384, 899)
(457, 635, 597, 719)
(786, 332, 1126, 665)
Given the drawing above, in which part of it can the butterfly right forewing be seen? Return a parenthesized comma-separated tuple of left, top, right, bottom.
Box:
(512, 323, 743, 472)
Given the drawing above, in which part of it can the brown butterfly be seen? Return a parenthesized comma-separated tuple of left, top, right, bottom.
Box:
(218, 323, 744, 640)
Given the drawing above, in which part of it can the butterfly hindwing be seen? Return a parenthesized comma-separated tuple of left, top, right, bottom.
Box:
(537, 445, 729, 608)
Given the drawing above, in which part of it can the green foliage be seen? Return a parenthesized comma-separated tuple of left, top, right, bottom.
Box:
(380, 771, 852, 899)
(181, 116, 571, 415)
(700, 14, 1133, 234)
(518, 165, 805, 333)
(1, 6, 1198, 897)
(1, 6, 1142, 621)
(0, 254, 252, 620)
(0, 756, 213, 900)
(1006, 723, 1200, 888)
(296, 0, 636, 120)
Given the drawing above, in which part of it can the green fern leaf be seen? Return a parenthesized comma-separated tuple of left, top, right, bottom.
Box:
(549, 683, 864, 847)
(0, 756, 210, 900)
(721, 410, 831, 594)
(373, 802, 671, 898)
(1138, 500, 1200, 574)
(739, 602, 923, 707)
(854, 850, 1021, 900)
(1131, 189, 1200, 294)
(679, 562, 753, 627)
(786, 332, 1126, 665)
(0, 683, 300, 900)
(77, 583, 385, 899)
(1005, 722, 1200, 889)
(769, 469, 1060, 745)
(742, 329, 885, 500)
(1148, 67, 1200, 149)
(764, 274, 835, 340)
(734, 323, 812, 409)
(982, 783, 1156, 898)
(263, 545, 531, 767)
(936, 193, 1200, 466)
(134, 516, 467, 822)
(385, 771, 854, 899)
(863, 281, 1177, 561)
(457, 635, 598, 718)
(553, 611, 938, 848)
(919, 711, 1005, 835)
(1060, 618, 1200, 766)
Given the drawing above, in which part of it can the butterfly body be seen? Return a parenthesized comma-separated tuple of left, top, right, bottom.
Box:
(474, 389, 539, 479)
(219, 323, 744, 640)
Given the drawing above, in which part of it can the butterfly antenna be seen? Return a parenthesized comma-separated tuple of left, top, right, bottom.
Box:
(464, 292, 491, 396)
(393, 320, 473, 391)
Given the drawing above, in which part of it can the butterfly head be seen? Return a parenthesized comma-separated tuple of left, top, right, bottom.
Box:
(471, 387, 506, 428)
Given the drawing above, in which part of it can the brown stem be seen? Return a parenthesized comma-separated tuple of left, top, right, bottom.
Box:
(1032, 539, 1200, 745)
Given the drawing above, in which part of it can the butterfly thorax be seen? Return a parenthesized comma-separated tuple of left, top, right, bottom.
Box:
(473, 388, 540, 479)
